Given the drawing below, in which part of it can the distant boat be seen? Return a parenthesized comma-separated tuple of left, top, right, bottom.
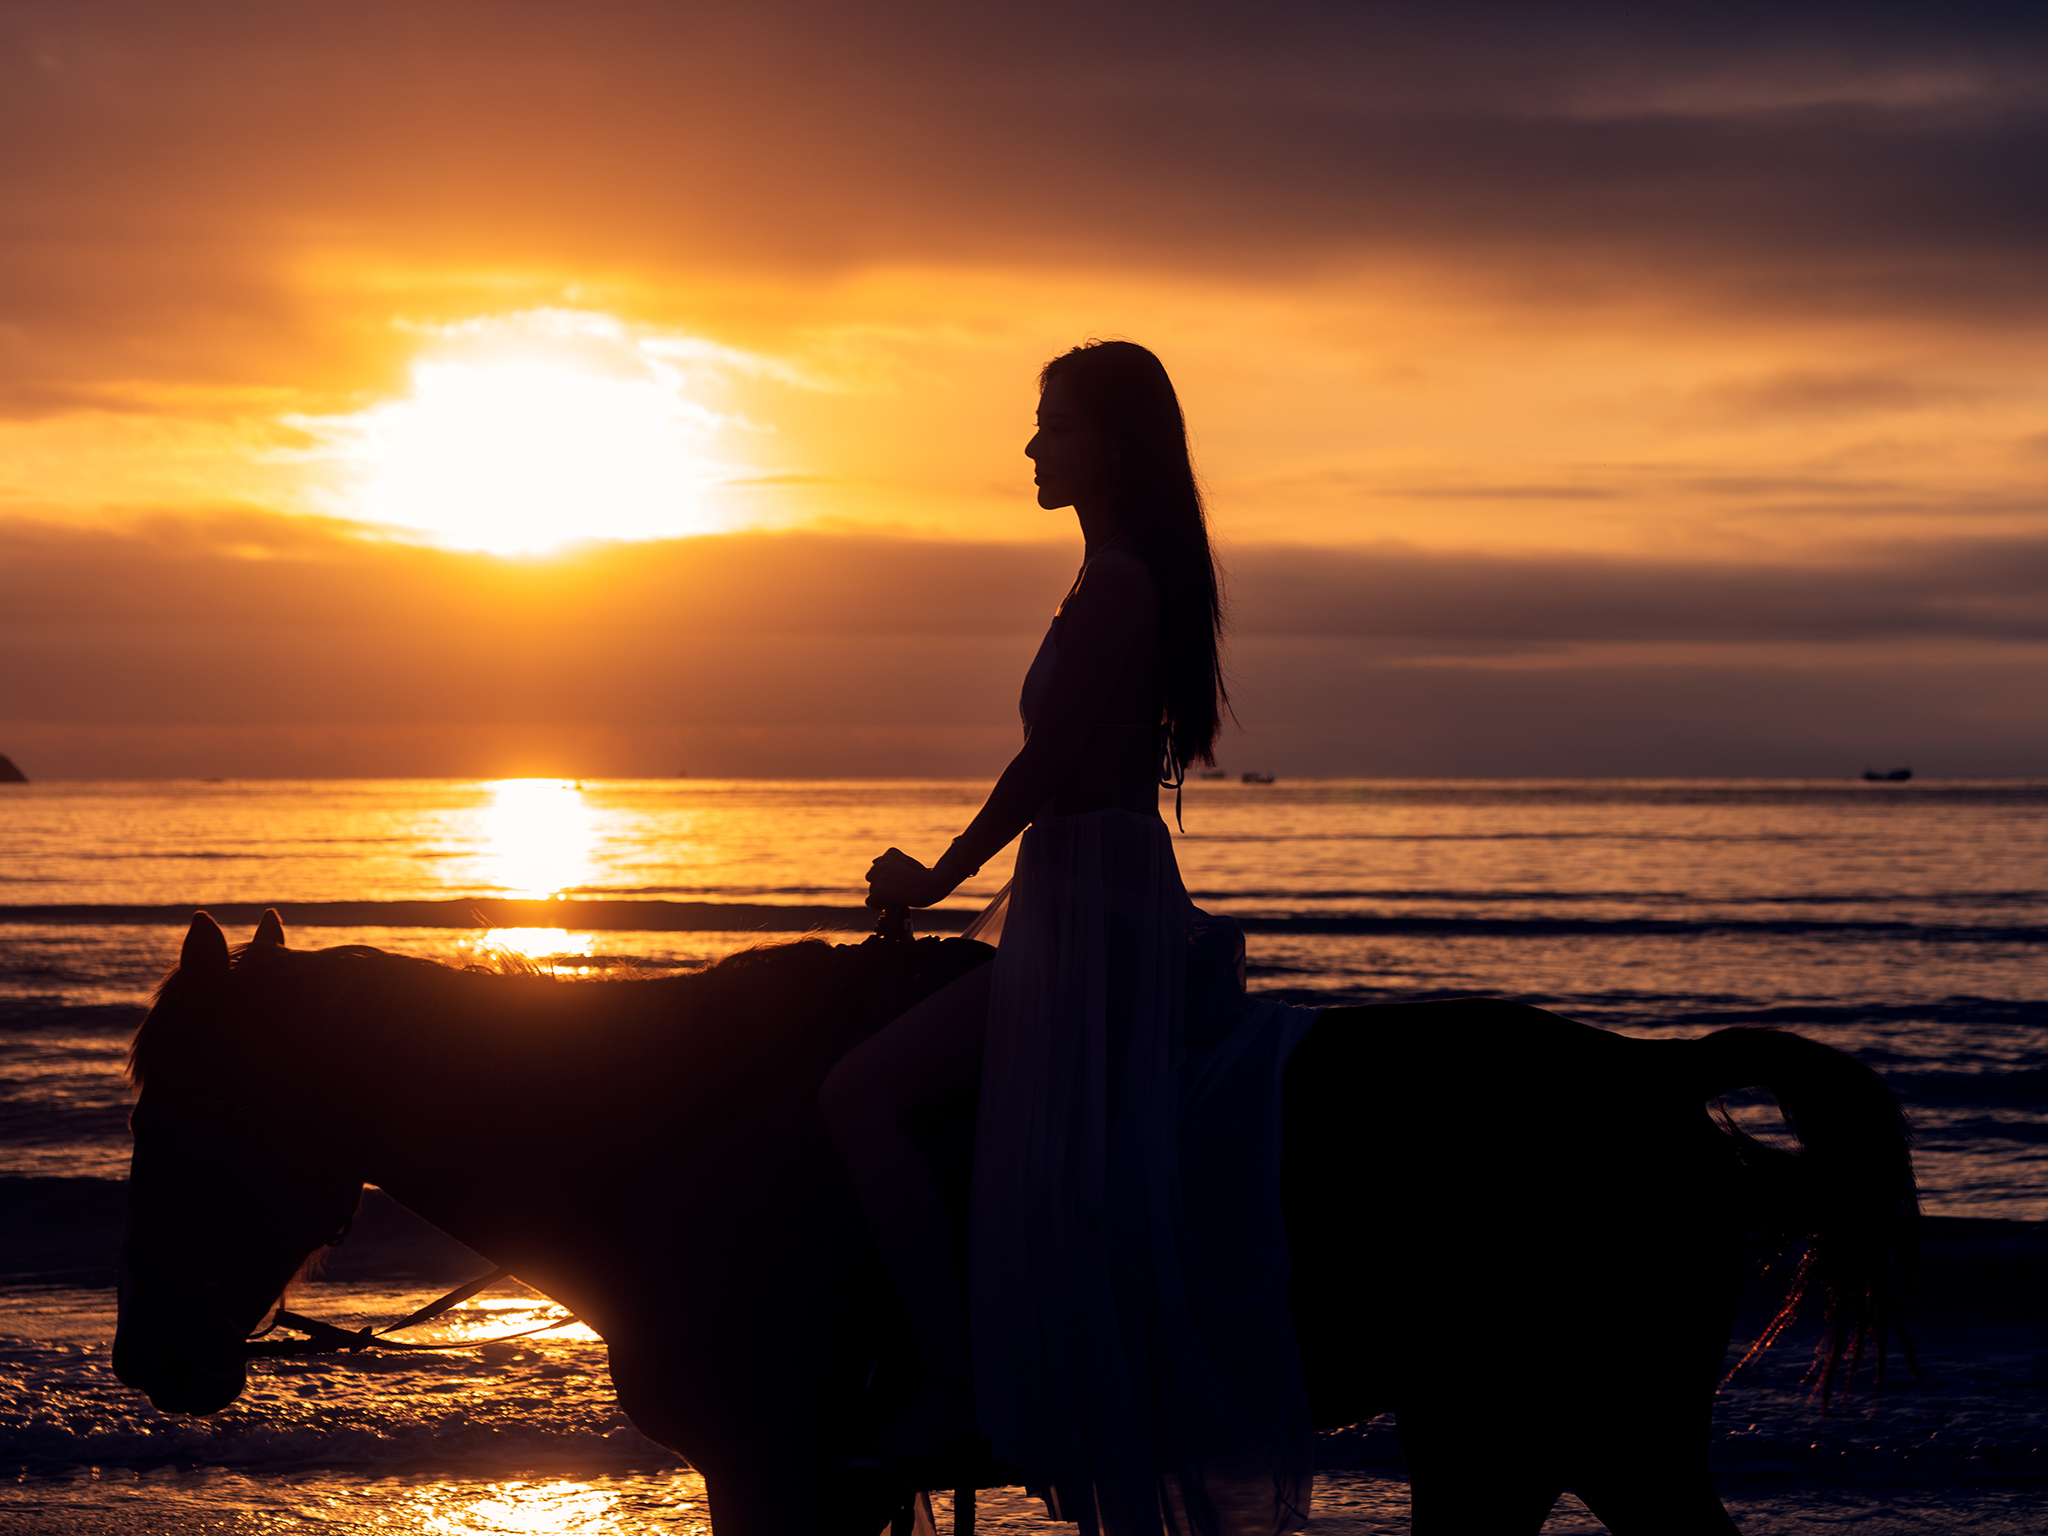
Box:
(0, 754, 26, 784)
(1241, 772, 1276, 785)
(1198, 769, 1228, 780)
(1861, 768, 1913, 782)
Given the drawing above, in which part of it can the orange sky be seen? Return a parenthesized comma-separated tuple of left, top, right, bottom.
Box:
(3, 1, 2045, 777)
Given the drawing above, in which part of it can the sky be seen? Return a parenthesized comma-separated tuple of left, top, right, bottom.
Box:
(3, 0, 2045, 778)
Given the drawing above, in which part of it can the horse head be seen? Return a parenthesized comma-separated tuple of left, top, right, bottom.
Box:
(113, 911, 366, 1414)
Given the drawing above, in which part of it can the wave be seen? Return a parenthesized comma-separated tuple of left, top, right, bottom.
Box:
(5, 900, 2044, 943)
(1585, 998, 2048, 1031)
(0, 1001, 147, 1034)
(0, 1103, 135, 1149)
(1913, 1115, 2048, 1148)
(559, 884, 878, 899)
(72, 850, 448, 862)
(0, 1333, 680, 1473)
(0, 900, 899, 934)
(69, 851, 273, 861)
(1175, 831, 1825, 844)
(1234, 982, 2048, 1035)
(1186, 887, 2048, 907)
(1232, 913, 2048, 942)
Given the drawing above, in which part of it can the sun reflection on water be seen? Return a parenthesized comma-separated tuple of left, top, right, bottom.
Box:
(457, 927, 602, 971)
(401, 1474, 709, 1534)
(424, 1295, 600, 1346)
(478, 779, 599, 899)
(420, 1482, 613, 1534)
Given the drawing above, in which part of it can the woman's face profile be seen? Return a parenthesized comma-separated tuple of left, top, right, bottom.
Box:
(1025, 378, 1114, 512)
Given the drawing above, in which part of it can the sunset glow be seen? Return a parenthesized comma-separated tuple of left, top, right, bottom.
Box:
(1, 2, 2043, 779)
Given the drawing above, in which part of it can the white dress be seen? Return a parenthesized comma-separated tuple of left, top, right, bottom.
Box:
(967, 619, 1319, 1536)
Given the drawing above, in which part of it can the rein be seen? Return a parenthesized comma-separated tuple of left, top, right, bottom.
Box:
(242, 1264, 582, 1360)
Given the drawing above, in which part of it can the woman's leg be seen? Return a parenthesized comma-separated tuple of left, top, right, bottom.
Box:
(819, 961, 992, 1452)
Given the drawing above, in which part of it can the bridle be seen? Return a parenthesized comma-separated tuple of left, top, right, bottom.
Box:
(244, 1262, 582, 1360)
(132, 1095, 579, 1364)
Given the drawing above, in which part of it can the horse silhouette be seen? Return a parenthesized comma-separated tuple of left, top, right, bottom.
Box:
(114, 912, 1916, 1535)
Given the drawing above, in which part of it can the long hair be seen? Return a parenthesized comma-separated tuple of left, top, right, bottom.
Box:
(1039, 340, 1228, 777)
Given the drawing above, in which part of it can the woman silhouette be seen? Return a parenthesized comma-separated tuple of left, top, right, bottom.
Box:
(821, 341, 1314, 1536)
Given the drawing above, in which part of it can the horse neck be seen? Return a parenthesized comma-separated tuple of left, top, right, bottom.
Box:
(276, 945, 841, 1313)
(283, 958, 660, 1289)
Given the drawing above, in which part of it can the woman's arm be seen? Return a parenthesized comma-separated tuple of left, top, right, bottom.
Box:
(867, 550, 1157, 908)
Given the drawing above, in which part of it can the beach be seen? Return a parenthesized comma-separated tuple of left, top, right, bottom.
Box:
(4, 776, 2044, 1532)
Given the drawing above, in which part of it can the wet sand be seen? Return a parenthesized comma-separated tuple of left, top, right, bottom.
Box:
(6, 1199, 2044, 1534)
(6, 1474, 2048, 1535)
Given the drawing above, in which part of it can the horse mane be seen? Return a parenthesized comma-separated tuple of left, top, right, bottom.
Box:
(128, 932, 843, 1091)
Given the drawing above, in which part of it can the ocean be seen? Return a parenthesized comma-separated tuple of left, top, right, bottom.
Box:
(3, 776, 2043, 1534)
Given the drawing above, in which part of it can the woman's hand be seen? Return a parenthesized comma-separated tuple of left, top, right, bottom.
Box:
(865, 847, 952, 909)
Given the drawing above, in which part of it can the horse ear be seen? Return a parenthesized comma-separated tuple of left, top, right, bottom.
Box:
(252, 908, 286, 949)
(181, 912, 231, 982)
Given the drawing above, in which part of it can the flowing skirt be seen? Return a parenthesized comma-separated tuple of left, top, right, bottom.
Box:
(969, 809, 1318, 1536)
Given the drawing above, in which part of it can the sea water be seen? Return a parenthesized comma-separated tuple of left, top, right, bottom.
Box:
(2, 777, 2043, 1533)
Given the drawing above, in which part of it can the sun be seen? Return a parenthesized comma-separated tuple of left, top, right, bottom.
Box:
(360, 357, 714, 554)
(307, 312, 751, 554)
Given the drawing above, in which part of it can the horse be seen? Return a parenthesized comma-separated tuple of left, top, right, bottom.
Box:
(113, 911, 1916, 1535)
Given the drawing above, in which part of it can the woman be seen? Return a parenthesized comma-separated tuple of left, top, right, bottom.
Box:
(820, 341, 1314, 1536)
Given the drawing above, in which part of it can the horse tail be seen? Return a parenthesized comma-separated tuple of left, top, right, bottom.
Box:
(1694, 1026, 1920, 1401)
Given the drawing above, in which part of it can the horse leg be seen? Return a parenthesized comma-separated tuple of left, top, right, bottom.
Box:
(1564, 1175, 1746, 1535)
(689, 1440, 894, 1536)
(1397, 1405, 1564, 1535)
(1562, 1356, 1740, 1536)
(694, 1456, 814, 1536)
(608, 1348, 836, 1536)
(1570, 1470, 1738, 1536)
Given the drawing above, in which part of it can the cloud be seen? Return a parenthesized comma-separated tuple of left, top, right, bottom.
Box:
(6, 0, 2048, 564)
(5, 0, 2048, 424)
(1, 515, 2042, 775)
(1227, 639, 2048, 778)
(10, 515, 2045, 653)
(1702, 369, 1981, 419)
(1382, 484, 1623, 503)
(1227, 540, 2048, 644)
(5, 3, 2048, 777)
